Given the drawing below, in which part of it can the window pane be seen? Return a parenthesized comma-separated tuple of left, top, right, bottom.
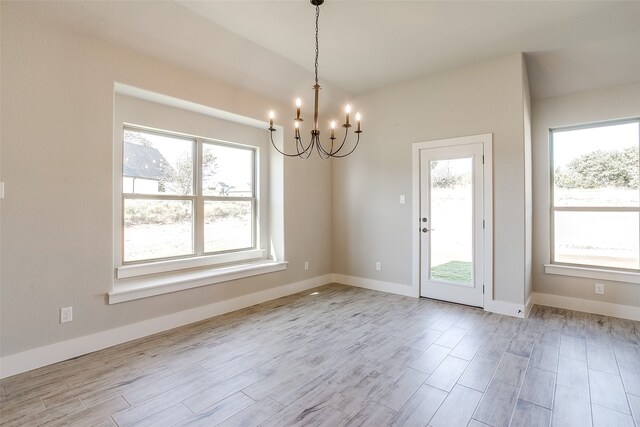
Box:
(124, 199, 193, 262)
(554, 211, 639, 269)
(123, 129, 194, 195)
(205, 201, 253, 252)
(553, 122, 639, 207)
(202, 143, 253, 197)
(430, 158, 473, 284)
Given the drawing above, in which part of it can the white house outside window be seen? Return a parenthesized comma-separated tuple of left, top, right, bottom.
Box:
(550, 119, 640, 271)
(122, 126, 256, 264)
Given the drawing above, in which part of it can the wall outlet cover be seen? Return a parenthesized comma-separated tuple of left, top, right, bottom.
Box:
(595, 283, 605, 295)
(60, 307, 73, 323)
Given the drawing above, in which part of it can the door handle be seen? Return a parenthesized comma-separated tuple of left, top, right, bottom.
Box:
(421, 227, 435, 233)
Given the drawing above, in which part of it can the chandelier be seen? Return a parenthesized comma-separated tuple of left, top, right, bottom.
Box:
(268, 0, 362, 159)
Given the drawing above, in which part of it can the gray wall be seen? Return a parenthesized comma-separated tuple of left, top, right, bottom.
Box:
(0, 6, 333, 356)
(332, 53, 530, 305)
(532, 81, 640, 306)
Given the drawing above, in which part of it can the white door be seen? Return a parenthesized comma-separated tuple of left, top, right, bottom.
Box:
(420, 142, 484, 307)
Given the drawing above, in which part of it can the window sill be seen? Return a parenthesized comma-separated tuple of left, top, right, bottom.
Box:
(544, 264, 640, 284)
(116, 249, 266, 279)
(109, 260, 288, 304)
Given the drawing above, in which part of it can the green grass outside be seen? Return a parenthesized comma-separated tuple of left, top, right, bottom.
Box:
(431, 260, 472, 283)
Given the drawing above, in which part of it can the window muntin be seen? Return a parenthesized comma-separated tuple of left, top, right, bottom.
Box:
(122, 127, 257, 264)
(551, 119, 640, 271)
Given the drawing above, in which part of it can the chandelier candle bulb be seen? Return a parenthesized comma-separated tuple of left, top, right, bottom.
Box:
(356, 113, 361, 132)
(330, 120, 336, 139)
(269, 111, 274, 129)
(296, 98, 302, 120)
(345, 104, 351, 126)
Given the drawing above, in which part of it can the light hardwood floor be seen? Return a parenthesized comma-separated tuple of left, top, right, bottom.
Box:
(1, 284, 640, 426)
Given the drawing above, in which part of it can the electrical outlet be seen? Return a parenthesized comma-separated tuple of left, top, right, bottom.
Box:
(399, 195, 406, 205)
(304, 261, 309, 271)
(376, 262, 381, 271)
(595, 283, 605, 295)
(60, 307, 73, 323)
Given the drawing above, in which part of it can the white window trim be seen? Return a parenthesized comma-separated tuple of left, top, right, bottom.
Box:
(544, 264, 640, 284)
(109, 260, 288, 304)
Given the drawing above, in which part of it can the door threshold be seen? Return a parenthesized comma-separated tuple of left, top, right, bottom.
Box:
(419, 296, 483, 310)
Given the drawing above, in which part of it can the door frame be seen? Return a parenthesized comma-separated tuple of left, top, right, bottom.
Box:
(412, 133, 493, 307)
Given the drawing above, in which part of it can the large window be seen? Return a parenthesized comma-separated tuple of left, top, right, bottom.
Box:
(123, 126, 256, 264)
(551, 119, 640, 271)
(110, 88, 284, 303)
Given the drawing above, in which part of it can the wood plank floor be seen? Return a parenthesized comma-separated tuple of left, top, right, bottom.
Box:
(1, 284, 640, 426)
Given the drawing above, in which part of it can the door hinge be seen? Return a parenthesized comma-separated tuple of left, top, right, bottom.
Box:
(482, 155, 485, 164)
(483, 285, 485, 294)
(483, 219, 485, 229)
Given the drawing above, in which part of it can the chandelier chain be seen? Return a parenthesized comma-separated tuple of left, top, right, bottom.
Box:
(314, 4, 319, 85)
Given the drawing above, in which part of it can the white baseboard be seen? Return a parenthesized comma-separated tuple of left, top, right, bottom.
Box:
(532, 292, 640, 321)
(332, 274, 418, 298)
(525, 294, 534, 318)
(0, 274, 332, 379)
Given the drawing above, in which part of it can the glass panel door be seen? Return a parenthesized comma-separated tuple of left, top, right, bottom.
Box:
(429, 158, 474, 285)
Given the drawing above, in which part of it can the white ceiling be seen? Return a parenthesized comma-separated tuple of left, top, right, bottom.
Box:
(7, 1, 640, 100)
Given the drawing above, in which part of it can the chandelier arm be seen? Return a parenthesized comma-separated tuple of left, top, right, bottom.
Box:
(269, 130, 310, 158)
(316, 144, 330, 159)
(314, 132, 334, 157)
(296, 134, 303, 155)
(303, 147, 314, 159)
(315, 135, 332, 159)
(329, 127, 349, 155)
(315, 134, 332, 159)
(329, 132, 361, 158)
(296, 135, 308, 157)
(305, 135, 327, 159)
(295, 130, 317, 159)
(297, 132, 316, 157)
